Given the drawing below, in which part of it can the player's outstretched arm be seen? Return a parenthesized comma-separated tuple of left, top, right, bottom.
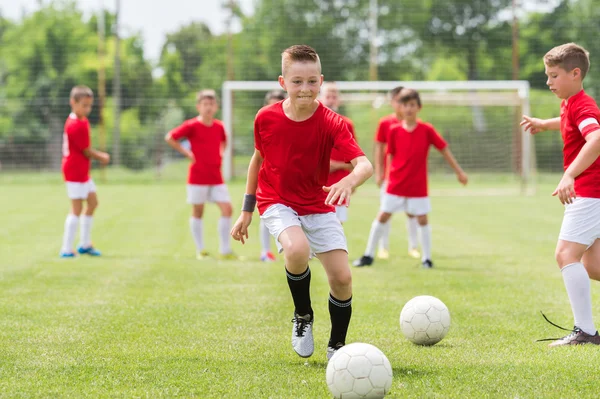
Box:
(164, 132, 195, 163)
(553, 129, 600, 204)
(323, 155, 373, 206)
(520, 116, 560, 135)
(440, 147, 468, 185)
(83, 148, 110, 165)
(373, 142, 386, 186)
(231, 150, 263, 244)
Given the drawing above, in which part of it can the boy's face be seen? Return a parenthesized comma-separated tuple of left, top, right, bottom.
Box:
(196, 98, 218, 117)
(398, 99, 421, 121)
(321, 89, 340, 110)
(544, 63, 581, 99)
(391, 94, 403, 118)
(279, 61, 323, 107)
(70, 96, 93, 118)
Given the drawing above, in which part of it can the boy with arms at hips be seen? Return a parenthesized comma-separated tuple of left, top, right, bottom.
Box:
(258, 89, 287, 262)
(165, 89, 238, 260)
(321, 81, 357, 224)
(521, 43, 600, 346)
(231, 45, 373, 360)
(60, 85, 110, 257)
(373, 86, 420, 260)
(354, 88, 468, 268)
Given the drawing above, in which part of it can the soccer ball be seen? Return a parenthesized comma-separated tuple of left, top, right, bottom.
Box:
(399, 295, 451, 346)
(326, 342, 393, 399)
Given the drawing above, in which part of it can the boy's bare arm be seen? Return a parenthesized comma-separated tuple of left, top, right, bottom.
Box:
(330, 160, 354, 172)
(83, 148, 110, 165)
(231, 150, 263, 244)
(521, 116, 561, 134)
(164, 133, 195, 162)
(324, 156, 373, 206)
(374, 142, 386, 184)
(440, 147, 468, 185)
(244, 150, 263, 195)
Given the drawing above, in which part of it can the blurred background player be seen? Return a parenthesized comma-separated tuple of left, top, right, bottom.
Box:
(373, 86, 422, 260)
(231, 45, 373, 361)
(354, 88, 468, 269)
(522, 43, 600, 346)
(321, 82, 356, 224)
(258, 89, 287, 262)
(60, 85, 110, 258)
(165, 89, 238, 260)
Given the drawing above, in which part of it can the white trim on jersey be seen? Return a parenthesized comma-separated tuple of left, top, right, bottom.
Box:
(578, 118, 599, 132)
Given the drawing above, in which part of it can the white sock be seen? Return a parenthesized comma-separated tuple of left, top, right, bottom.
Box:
(407, 216, 418, 250)
(260, 219, 271, 254)
(189, 217, 204, 251)
(80, 215, 93, 248)
(378, 221, 390, 251)
(419, 224, 432, 262)
(61, 214, 79, 253)
(365, 220, 386, 257)
(562, 262, 596, 335)
(218, 217, 232, 255)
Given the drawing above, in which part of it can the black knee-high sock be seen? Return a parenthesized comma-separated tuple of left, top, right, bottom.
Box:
(286, 266, 312, 317)
(328, 294, 352, 347)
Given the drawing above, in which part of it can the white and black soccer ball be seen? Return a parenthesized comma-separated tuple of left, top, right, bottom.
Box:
(399, 295, 451, 346)
(326, 342, 393, 399)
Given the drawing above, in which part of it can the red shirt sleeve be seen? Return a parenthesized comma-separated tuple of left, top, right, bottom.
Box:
(220, 123, 227, 144)
(332, 115, 363, 162)
(68, 121, 90, 151)
(573, 97, 600, 137)
(386, 125, 397, 155)
(375, 119, 388, 143)
(170, 120, 193, 141)
(428, 125, 448, 150)
(254, 114, 264, 156)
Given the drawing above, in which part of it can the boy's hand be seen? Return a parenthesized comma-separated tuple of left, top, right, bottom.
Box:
(186, 150, 196, 163)
(98, 152, 110, 165)
(375, 173, 384, 187)
(323, 179, 354, 207)
(520, 116, 546, 135)
(231, 212, 253, 244)
(457, 171, 468, 185)
(552, 173, 576, 205)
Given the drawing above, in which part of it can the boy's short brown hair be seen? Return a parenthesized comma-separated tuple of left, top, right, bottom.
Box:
(196, 89, 218, 103)
(544, 43, 590, 79)
(281, 44, 321, 76)
(390, 86, 404, 99)
(70, 85, 94, 102)
(264, 89, 286, 105)
(399, 88, 421, 107)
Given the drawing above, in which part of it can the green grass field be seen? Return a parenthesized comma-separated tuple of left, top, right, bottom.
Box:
(2, 168, 600, 398)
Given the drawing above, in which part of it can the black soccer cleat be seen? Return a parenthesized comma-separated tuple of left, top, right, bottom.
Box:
(422, 259, 434, 269)
(353, 256, 374, 267)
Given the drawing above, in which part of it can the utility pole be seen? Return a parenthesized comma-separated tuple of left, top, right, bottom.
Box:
(112, 0, 122, 166)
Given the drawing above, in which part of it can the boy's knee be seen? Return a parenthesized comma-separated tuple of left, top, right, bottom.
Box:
(555, 247, 577, 268)
(332, 269, 352, 288)
(417, 215, 428, 225)
(222, 203, 233, 217)
(284, 241, 311, 266)
(377, 212, 392, 223)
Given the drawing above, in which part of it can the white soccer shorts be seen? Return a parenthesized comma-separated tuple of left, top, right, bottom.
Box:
(559, 197, 600, 246)
(335, 205, 348, 223)
(380, 193, 431, 216)
(65, 179, 96, 200)
(260, 203, 348, 255)
(186, 184, 231, 205)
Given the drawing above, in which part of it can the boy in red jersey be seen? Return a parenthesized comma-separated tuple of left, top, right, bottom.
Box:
(354, 88, 468, 268)
(258, 89, 287, 262)
(165, 89, 237, 260)
(373, 86, 421, 260)
(60, 85, 110, 257)
(231, 45, 373, 361)
(521, 43, 600, 346)
(321, 81, 356, 224)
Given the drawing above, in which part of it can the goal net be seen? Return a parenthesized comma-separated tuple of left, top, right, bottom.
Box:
(221, 80, 532, 191)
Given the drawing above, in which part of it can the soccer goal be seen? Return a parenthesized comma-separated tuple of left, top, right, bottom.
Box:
(221, 80, 532, 191)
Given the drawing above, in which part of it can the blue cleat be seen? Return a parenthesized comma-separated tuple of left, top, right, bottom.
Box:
(60, 252, 76, 258)
(78, 246, 102, 256)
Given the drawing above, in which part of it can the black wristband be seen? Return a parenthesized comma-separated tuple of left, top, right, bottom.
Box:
(242, 194, 257, 212)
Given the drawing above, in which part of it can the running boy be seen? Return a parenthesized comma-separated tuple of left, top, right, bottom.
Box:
(321, 81, 357, 224)
(60, 85, 110, 257)
(165, 89, 237, 260)
(354, 88, 468, 268)
(521, 43, 600, 346)
(258, 89, 287, 262)
(230, 45, 373, 360)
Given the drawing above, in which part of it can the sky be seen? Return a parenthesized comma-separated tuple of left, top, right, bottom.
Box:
(0, 0, 256, 61)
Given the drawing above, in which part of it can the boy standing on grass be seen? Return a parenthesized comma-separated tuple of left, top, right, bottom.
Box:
(60, 85, 110, 258)
(165, 89, 239, 261)
(230, 45, 373, 361)
(257, 89, 287, 262)
(354, 88, 468, 269)
(522, 43, 600, 346)
(321, 81, 357, 224)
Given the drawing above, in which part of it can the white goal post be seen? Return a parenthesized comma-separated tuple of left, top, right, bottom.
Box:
(221, 80, 532, 186)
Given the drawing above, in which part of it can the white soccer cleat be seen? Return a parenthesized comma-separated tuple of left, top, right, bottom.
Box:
(291, 313, 314, 358)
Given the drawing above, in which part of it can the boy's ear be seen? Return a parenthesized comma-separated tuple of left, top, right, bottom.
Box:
(572, 67, 582, 79)
(278, 75, 286, 90)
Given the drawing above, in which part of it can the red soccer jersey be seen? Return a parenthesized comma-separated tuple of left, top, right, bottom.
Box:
(170, 118, 227, 185)
(386, 121, 447, 197)
(374, 114, 400, 144)
(561, 90, 600, 198)
(327, 115, 357, 186)
(254, 102, 365, 216)
(62, 113, 91, 182)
